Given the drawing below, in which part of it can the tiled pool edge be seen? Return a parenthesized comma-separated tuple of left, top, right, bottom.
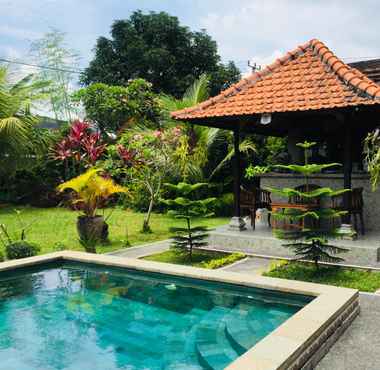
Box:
(0, 251, 359, 370)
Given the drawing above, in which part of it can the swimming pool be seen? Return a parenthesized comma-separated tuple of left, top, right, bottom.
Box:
(0, 252, 359, 370)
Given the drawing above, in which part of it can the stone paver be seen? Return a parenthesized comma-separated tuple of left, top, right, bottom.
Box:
(222, 256, 273, 275)
(316, 293, 380, 370)
(107, 240, 170, 258)
(229, 257, 380, 370)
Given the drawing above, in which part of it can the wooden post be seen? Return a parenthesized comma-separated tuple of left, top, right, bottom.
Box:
(343, 125, 352, 224)
(229, 127, 246, 230)
(233, 127, 241, 217)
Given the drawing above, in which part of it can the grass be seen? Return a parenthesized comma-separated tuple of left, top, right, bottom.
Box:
(264, 261, 380, 292)
(0, 206, 228, 255)
(142, 249, 246, 269)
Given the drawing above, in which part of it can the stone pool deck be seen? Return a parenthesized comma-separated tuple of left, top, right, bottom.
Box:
(110, 243, 379, 369)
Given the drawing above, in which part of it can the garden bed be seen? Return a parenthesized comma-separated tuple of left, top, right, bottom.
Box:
(264, 262, 380, 292)
(141, 249, 246, 269)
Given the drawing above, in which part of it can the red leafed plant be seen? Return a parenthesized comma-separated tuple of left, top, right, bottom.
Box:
(116, 144, 138, 167)
(53, 120, 106, 178)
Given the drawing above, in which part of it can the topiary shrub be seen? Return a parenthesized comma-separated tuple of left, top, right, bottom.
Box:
(6, 241, 40, 260)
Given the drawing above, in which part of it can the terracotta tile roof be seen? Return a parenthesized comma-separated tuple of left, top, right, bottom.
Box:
(172, 39, 380, 120)
(349, 59, 380, 84)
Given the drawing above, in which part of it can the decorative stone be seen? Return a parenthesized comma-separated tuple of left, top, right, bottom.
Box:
(255, 208, 269, 229)
(229, 217, 246, 231)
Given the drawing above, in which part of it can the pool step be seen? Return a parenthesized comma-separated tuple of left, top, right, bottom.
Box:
(224, 307, 283, 355)
(194, 307, 239, 370)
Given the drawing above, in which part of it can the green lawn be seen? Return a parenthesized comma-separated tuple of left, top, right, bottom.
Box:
(0, 206, 228, 255)
(142, 249, 245, 269)
(264, 262, 380, 292)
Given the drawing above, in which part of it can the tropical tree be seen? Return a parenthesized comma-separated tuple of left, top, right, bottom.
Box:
(161, 74, 256, 181)
(0, 67, 51, 176)
(115, 127, 182, 233)
(161, 182, 216, 262)
(81, 11, 240, 97)
(30, 28, 81, 121)
(72, 79, 161, 133)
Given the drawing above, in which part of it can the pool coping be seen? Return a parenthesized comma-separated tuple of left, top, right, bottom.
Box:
(0, 251, 359, 370)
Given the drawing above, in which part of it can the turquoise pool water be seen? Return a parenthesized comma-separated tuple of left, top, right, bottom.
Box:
(0, 262, 312, 370)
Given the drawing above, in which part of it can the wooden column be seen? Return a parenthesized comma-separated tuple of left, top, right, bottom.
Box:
(229, 126, 246, 230)
(343, 126, 352, 190)
(233, 127, 241, 217)
(343, 125, 352, 223)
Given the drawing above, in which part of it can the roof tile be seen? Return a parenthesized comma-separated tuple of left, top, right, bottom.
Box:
(172, 39, 380, 120)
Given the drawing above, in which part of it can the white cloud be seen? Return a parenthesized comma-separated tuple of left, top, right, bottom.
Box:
(200, 0, 380, 67)
(0, 25, 41, 40)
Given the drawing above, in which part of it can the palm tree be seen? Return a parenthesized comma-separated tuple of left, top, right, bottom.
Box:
(0, 67, 50, 175)
(161, 74, 256, 181)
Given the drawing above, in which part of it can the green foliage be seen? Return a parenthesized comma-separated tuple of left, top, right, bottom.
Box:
(114, 128, 182, 232)
(264, 262, 380, 292)
(81, 10, 240, 97)
(213, 193, 234, 217)
(270, 141, 349, 269)
(245, 165, 271, 179)
(0, 128, 63, 206)
(162, 75, 255, 182)
(5, 241, 40, 260)
(142, 249, 244, 269)
(274, 163, 341, 177)
(267, 186, 350, 200)
(0, 67, 51, 176)
(0, 211, 40, 260)
(162, 182, 216, 261)
(199, 252, 245, 269)
(73, 79, 161, 132)
(364, 128, 380, 191)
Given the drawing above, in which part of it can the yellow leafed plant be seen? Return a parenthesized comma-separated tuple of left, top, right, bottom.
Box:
(57, 168, 127, 218)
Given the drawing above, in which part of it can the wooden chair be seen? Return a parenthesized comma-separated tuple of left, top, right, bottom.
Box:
(240, 187, 272, 229)
(288, 184, 321, 229)
(289, 184, 321, 206)
(332, 187, 365, 235)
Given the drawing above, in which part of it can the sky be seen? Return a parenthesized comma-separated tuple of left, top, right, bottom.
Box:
(1, 0, 380, 78)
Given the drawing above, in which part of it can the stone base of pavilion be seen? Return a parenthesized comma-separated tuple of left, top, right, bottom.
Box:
(205, 225, 380, 268)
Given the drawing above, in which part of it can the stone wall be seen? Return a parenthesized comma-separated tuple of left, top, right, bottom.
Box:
(260, 173, 380, 231)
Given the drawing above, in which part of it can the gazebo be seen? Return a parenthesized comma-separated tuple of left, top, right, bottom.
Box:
(172, 39, 380, 233)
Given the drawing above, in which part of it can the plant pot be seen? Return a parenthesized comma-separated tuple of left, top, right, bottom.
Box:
(77, 215, 108, 249)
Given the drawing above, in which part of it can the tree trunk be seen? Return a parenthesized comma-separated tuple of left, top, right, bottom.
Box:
(142, 195, 154, 233)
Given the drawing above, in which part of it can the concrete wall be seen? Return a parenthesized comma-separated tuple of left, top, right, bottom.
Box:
(260, 173, 380, 231)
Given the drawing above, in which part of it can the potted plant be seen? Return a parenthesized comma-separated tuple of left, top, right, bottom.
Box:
(57, 168, 127, 251)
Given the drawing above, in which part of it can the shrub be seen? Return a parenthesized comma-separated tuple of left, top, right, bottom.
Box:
(213, 192, 234, 217)
(200, 252, 245, 269)
(6, 241, 40, 260)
